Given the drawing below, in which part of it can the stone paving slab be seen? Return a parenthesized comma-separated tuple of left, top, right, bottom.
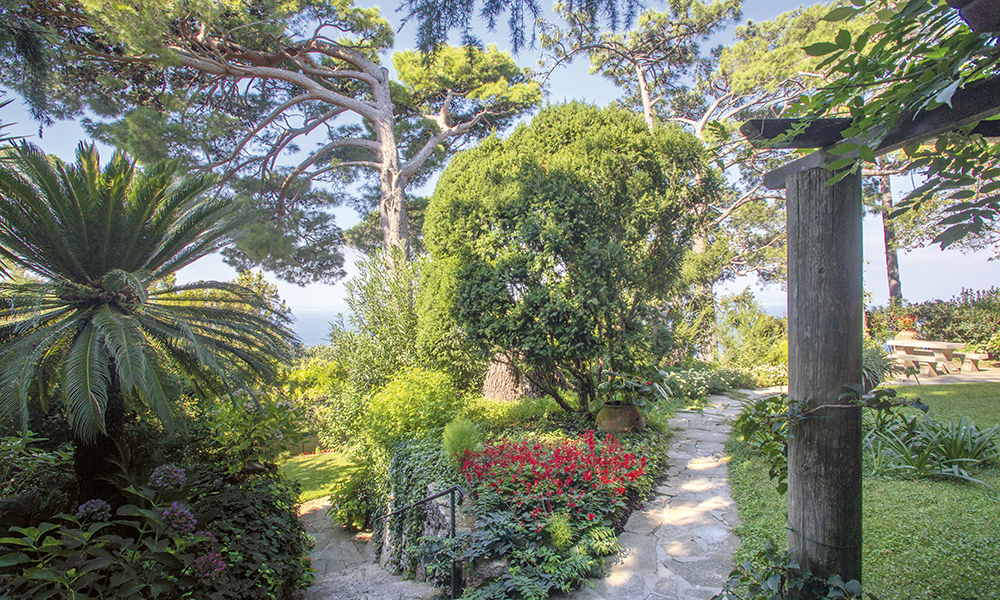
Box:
(556, 393, 747, 600)
(300, 497, 438, 600)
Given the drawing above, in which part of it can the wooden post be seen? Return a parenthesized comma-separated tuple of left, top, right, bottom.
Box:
(785, 167, 863, 585)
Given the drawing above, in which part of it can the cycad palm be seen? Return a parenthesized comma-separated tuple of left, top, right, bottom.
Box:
(0, 142, 297, 500)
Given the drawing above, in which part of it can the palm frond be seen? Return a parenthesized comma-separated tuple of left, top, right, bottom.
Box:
(0, 310, 81, 435)
(62, 319, 112, 442)
(90, 305, 148, 397)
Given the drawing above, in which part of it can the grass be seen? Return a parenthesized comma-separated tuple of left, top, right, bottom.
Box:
(279, 450, 357, 503)
(728, 382, 1000, 600)
(728, 440, 1000, 599)
(891, 382, 1000, 427)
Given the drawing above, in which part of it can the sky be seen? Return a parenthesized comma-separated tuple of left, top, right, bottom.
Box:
(2, 0, 999, 346)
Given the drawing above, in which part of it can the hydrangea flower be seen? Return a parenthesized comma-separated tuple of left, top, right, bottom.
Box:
(161, 502, 197, 534)
(192, 552, 226, 580)
(75, 499, 112, 522)
(148, 464, 186, 490)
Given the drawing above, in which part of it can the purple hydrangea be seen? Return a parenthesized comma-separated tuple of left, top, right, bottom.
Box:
(148, 464, 186, 490)
(75, 499, 112, 522)
(192, 552, 226, 581)
(161, 502, 196, 534)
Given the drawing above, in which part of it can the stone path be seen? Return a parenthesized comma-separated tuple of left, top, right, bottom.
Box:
(558, 393, 745, 600)
(300, 498, 438, 600)
(301, 391, 756, 600)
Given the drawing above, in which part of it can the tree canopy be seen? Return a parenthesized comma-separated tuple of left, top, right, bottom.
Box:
(422, 103, 722, 411)
(0, 0, 540, 279)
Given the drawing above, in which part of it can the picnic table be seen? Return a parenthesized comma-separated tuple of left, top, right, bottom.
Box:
(886, 339, 986, 375)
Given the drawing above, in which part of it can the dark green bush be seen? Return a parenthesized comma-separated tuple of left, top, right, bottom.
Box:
(0, 433, 76, 532)
(1, 466, 311, 600)
(867, 287, 1000, 355)
(191, 467, 314, 599)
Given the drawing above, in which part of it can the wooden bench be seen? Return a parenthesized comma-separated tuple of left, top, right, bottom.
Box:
(953, 351, 989, 372)
(890, 353, 950, 376)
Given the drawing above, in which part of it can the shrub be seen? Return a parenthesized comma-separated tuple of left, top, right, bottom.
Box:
(742, 363, 789, 388)
(367, 368, 461, 448)
(442, 417, 482, 470)
(863, 413, 999, 482)
(0, 468, 312, 600)
(658, 367, 754, 403)
(0, 433, 77, 532)
(189, 467, 314, 599)
(206, 394, 309, 469)
(867, 287, 1000, 355)
(862, 341, 894, 392)
(717, 289, 788, 369)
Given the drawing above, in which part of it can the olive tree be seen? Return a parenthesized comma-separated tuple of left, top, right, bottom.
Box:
(421, 103, 722, 411)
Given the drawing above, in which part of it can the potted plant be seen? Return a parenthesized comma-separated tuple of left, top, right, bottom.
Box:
(894, 314, 920, 340)
(590, 370, 670, 433)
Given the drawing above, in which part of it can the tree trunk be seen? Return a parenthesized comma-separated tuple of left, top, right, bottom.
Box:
(636, 64, 656, 133)
(879, 176, 902, 304)
(372, 67, 410, 257)
(74, 385, 127, 505)
(785, 167, 863, 588)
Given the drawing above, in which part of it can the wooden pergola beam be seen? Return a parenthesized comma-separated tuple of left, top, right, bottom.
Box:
(741, 117, 1000, 149)
(742, 74, 1000, 189)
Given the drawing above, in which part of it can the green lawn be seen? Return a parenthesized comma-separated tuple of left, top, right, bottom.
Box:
(728, 382, 1000, 600)
(279, 451, 356, 503)
(892, 382, 1000, 427)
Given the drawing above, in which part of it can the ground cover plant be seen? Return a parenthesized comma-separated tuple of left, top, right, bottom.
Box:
(726, 383, 1000, 600)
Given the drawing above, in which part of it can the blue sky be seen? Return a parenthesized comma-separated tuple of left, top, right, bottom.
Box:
(2, 0, 999, 346)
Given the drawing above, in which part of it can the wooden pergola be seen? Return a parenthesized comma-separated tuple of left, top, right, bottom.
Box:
(739, 74, 1000, 584)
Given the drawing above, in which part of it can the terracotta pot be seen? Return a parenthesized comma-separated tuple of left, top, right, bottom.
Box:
(894, 329, 921, 341)
(596, 404, 645, 433)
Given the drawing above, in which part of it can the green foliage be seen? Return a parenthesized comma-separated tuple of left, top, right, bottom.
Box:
(740, 364, 789, 388)
(327, 469, 375, 531)
(545, 512, 574, 552)
(0, 468, 313, 600)
(206, 395, 309, 471)
(863, 413, 999, 483)
(425, 102, 720, 410)
(717, 289, 788, 369)
(734, 394, 793, 494)
(443, 417, 482, 470)
(0, 433, 77, 531)
(367, 368, 461, 448)
(716, 541, 867, 600)
(862, 341, 894, 392)
(794, 0, 1000, 248)
(592, 370, 670, 416)
(187, 469, 314, 599)
(658, 367, 755, 404)
(378, 437, 459, 576)
(867, 288, 1000, 353)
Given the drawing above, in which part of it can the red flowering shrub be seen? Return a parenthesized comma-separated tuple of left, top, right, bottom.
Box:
(461, 430, 646, 526)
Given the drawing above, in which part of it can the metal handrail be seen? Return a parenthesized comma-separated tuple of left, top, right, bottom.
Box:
(379, 485, 464, 599)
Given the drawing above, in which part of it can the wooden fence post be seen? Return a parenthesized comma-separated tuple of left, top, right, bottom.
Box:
(785, 166, 864, 585)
